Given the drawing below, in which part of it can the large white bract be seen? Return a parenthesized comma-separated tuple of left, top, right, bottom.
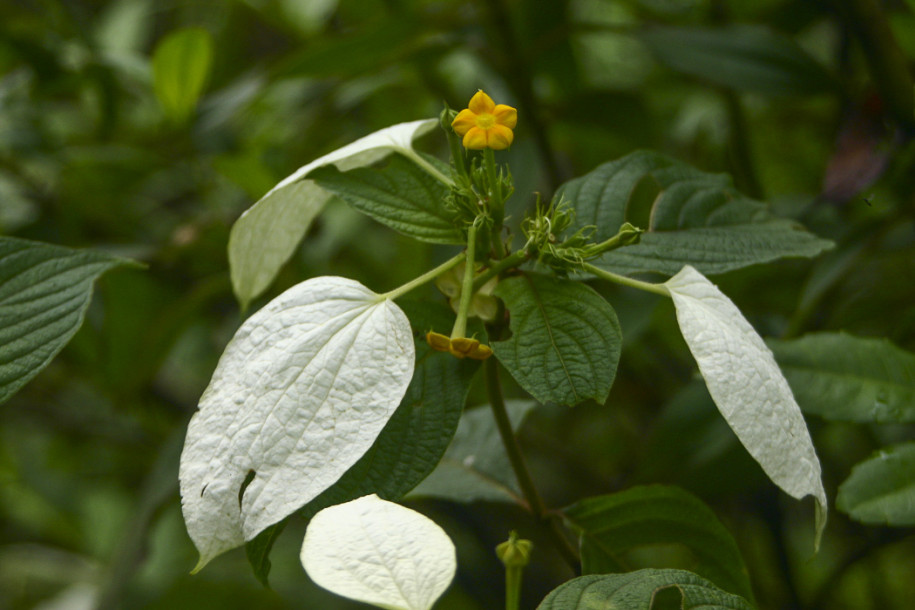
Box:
(665, 265, 827, 544)
(179, 277, 414, 569)
(301, 494, 457, 610)
(229, 119, 438, 308)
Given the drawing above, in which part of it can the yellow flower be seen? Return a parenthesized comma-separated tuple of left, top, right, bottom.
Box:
(451, 90, 517, 150)
(425, 331, 493, 360)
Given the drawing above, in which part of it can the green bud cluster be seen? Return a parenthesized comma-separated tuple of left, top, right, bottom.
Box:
(523, 195, 643, 275)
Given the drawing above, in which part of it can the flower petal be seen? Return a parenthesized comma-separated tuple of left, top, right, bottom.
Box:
(468, 90, 495, 115)
(462, 126, 488, 150)
(487, 124, 514, 150)
(426, 331, 452, 352)
(451, 337, 480, 357)
(451, 109, 477, 137)
(468, 344, 493, 360)
(493, 104, 517, 129)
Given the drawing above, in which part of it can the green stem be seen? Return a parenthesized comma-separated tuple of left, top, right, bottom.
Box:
(483, 148, 507, 258)
(451, 223, 478, 338)
(484, 148, 501, 204)
(484, 358, 580, 570)
(584, 222, 643, 257)
(505, 566, 521, 610)
(380, 251, 466, 301)
(473, 248, 531, 292)
(403, 149, 455, 187)
(582, 262, 670, 297)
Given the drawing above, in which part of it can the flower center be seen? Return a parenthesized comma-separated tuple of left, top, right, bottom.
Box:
(475, 113, 496, 130)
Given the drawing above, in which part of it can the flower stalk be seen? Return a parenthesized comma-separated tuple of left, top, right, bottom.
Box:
(379, 252, 466, 301)
(496, 531, 533, 610)
(581, 262, 670, 297)
(451, 221, 478, 340)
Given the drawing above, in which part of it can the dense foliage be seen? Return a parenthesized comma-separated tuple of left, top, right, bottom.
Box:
(2, 0, 914, 608)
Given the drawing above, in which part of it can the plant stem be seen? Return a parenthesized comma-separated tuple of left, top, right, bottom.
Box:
(403, 149, 455, 187)
(505, 565, 521, 610)
(380, 251, 466, 301)
(584, 222, 643, 257)
(484, 358, 580, 570)
(581, 263, 670, 297)
(451, 223, 477, 339)
(483, 148, 507, 258)
(473, 248, 531, 292)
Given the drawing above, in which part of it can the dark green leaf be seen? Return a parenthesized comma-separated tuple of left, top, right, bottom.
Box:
(837, 442, 915, 526)
(309, 154, 462, 244)
(537, 569, 754, 610)
(556, 151, 832, 277)
(564, 485, 754, 602)
(492, 273, 621, 407)
(639, 25, 836, 95)
(769, 332, 915, 423)
(152, 28, 213, 123)
(0, 237, 131, 405)
(245, 521, 286, 588)
(409, 400, 537, 504)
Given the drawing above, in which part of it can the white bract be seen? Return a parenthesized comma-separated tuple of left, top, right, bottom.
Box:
(179, 277, 414, 569)
(665, 265, 827, 545)
(229, 118, 439, 308)
(301, 494, 457, 610)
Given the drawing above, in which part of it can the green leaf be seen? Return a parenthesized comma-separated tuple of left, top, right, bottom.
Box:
(309, 155, 462, 244)
(556, 151, 832, 277)
(564, 485, 754, 602)
(0, 237, 131, 406)
(228, 119, 438, 309)
(537, 570, 754, 610)
(151, 28, 213, 123)
(837, 442, 915, 526)
(245, 521, 286, 587)
(769, 332, 915, 423)
(639, 25, 836, 95)
(409, 400, 537, 504)
(492, 273, 621, 407)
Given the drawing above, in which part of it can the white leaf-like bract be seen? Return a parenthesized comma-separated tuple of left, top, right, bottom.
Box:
(179, 277, 414, 569)
(229, 119, 439, 308)
(301, 495, 457, 610)
(666, 265, 827, 546)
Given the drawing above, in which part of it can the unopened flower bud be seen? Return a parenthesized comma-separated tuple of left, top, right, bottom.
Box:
(496, 531, 533, 568)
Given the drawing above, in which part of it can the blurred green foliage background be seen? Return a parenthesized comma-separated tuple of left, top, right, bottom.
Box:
(2, 0, 914, 608)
